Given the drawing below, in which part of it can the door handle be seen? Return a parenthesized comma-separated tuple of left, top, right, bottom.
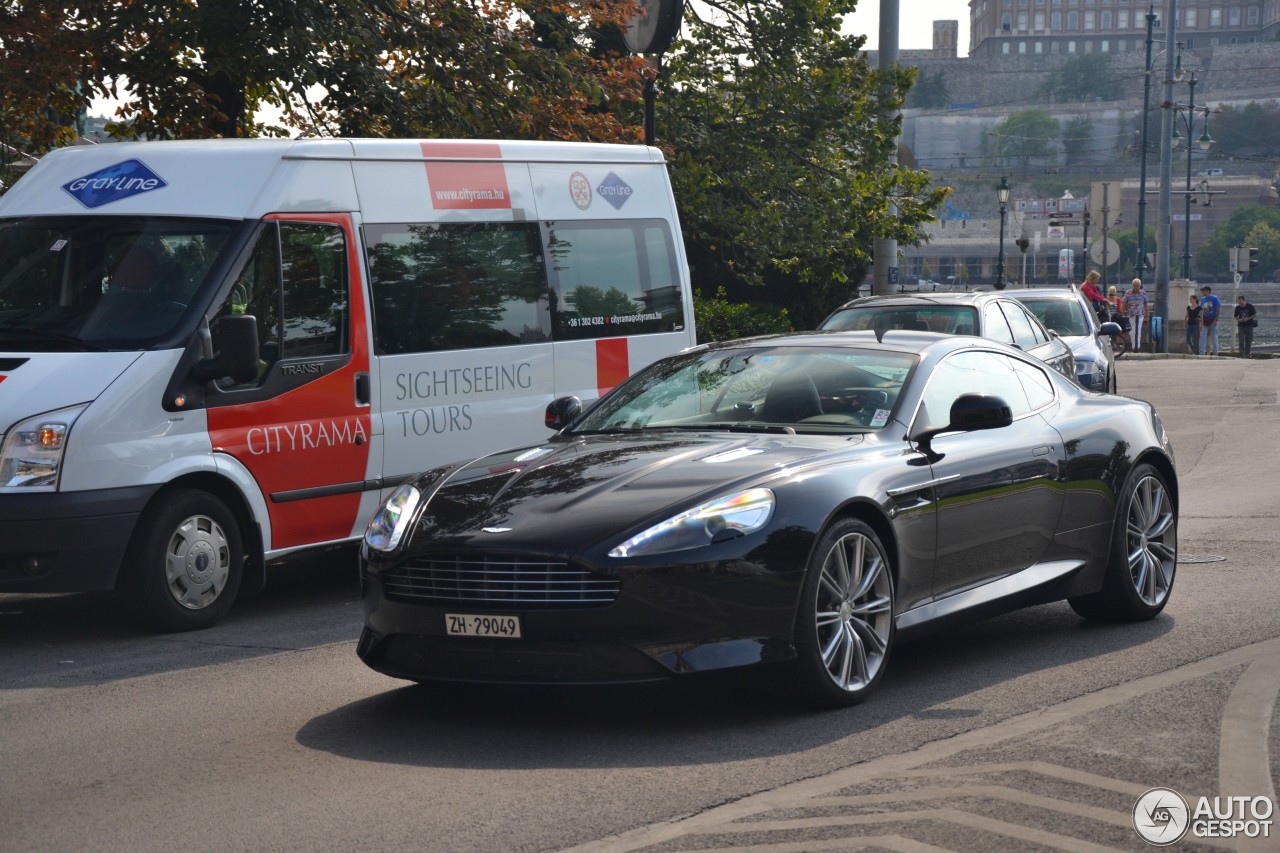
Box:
(355, 372, 371, 406)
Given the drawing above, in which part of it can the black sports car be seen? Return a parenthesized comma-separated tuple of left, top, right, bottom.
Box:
(358, 331, 1178, 707)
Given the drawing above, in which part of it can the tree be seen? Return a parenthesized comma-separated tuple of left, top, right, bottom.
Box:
(1197, 203, 1280, 275)
(16, 1, 645, 141)
(1060, 115, 1094, 166)
(906, 70, 949, 110)
(662, 0, 948, 326)
(983, 109, 1059, 176)
(1242, 222, 1280, 282)
(1036, 53, 1122, 103)
(1209, 101, 1280, 160)
(0, 4, 93, 158)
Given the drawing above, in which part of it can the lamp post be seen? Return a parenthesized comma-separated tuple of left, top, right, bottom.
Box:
(1135, 4, 1158, 280)
(1170, 71, 1213, 280)
(995, 176, 1010, 290)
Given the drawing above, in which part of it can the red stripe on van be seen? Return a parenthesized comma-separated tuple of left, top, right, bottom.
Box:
(596, 338, 630, 397)
(421, 141, 511, 210)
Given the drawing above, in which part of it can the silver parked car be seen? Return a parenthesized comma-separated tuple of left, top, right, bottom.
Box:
(1004, 287, 1122, 394)
(818, 291, 1078, 384)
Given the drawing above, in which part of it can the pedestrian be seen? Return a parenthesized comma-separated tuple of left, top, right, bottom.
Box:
(1123, 278, 1149, 350)
(1184, 293, 1201, 355)
(1199, 285, 1222, 356)
(1107, 285, 1122, 319)
(1234, 295, 1258, 358)
(1080, 270, 1109, 320)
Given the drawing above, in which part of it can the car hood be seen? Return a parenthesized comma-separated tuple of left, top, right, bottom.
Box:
(0, 351, 142, 433)
(411, 431, 865, 553)
(1062, 334, 1102, 358)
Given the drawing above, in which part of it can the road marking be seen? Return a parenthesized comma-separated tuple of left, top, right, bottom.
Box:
(565, 636, 1280, 853)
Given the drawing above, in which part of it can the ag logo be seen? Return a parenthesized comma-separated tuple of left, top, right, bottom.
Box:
(1134, 787, 1190, 846)
(569, 171, 592, 210)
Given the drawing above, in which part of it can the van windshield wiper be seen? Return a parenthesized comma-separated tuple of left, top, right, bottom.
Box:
(0, 326, 106, 352)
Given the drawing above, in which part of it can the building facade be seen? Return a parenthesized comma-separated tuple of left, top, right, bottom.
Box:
(969, 0, 1280, 58)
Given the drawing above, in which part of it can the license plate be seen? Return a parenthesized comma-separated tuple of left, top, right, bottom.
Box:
(445, 613, 522, 638)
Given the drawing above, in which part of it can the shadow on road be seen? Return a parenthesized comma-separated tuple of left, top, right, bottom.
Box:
(294, 603, 1173, 770)
(0, 546, 363, 690)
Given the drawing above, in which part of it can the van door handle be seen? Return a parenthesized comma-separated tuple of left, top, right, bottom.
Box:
(355, 372, 370, 406)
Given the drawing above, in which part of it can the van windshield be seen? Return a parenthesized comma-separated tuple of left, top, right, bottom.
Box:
(0, 216, 235, 350)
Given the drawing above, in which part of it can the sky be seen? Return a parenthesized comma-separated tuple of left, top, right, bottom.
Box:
(844, 0, 971, 57)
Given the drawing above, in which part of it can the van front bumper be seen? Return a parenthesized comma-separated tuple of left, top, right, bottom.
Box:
(0, 486, 158, 591)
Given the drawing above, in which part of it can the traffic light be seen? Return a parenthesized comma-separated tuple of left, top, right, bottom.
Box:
(1242, 247, 1260, 273)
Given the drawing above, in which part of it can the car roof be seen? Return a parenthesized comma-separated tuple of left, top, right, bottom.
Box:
(1001, 287, 1082, 301)
(695, 329, 996, 359)
(830, 292, 1003, 311)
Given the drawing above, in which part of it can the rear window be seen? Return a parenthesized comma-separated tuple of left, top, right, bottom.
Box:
(821, 304, 979, 336)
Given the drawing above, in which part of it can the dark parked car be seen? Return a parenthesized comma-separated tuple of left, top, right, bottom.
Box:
(1005, 286, 1122, 394)
(357, 332, 1178, 708)
(818, 291, 1077, 384)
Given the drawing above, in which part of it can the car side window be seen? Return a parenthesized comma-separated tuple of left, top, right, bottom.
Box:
(982, 303, 1016, 345)
(1006, 355, 1055, 410)
(1001, 301, 1043, 349)
(917, 350, 1032, 428)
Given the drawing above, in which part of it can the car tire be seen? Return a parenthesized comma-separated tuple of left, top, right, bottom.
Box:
(1069, 463, 1176, 622)
(120, 489, 244, 632)
(789, 518, 895, 708)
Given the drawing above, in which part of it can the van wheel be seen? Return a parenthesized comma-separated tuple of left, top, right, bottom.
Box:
(121, 489, 244, 632)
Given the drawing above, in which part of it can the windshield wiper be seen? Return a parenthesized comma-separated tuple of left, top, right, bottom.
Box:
(0, 326, 106, 352)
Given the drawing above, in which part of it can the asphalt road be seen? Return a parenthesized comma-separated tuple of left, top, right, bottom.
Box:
(2, 355, 1277, 853)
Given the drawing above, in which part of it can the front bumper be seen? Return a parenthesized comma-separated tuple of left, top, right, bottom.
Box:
(0, 485, 158, 591)
(358, 554, 804, 685)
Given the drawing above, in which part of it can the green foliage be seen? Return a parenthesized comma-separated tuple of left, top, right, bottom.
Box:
(984, 109, 1060, 175)
(694, 288, 793, 344)
(906, 70, 949, 110)
(1241, 222, 1280, 281)
(665, 0, 948, 327)
(1060, 115, 1093, 165)
(1208, 101, 1280, 159)
(1036, 53, 1122, 103)
(1109, 226, 1158, 282)
(1198, 204, 1280, 275)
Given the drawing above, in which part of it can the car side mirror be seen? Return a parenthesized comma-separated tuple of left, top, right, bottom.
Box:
(910, 393, 1013, 462)
(195, 314, 260, 384)
(1098, 321, 1122, 337)
(545, 396, 582, 431)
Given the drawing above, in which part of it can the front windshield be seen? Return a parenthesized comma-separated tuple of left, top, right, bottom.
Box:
(575, 346, 916, 435)
(0, 216, 236, 350)
(822, 304, 979, 336)
(1022, 298, 1089, 336)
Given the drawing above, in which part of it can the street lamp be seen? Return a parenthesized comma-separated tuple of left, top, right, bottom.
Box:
(1135, 4, 1158, 280)
(1169, 70, 1213, 280)
(995, 175, 1010, 290)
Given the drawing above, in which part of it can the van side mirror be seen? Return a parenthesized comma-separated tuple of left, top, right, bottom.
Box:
(545, 396, 582, 431)
(195, 314, 260, 384)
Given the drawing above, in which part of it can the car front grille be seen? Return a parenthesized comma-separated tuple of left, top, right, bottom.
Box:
(382, 554, 620, 608)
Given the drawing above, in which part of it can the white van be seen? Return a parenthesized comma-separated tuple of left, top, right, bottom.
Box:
(0, 139, 696, 629)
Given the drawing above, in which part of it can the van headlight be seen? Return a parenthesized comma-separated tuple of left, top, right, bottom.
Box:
(0, 405, 86, 491)
(364, 484, 422, 552)
(609, 488, 775, 558)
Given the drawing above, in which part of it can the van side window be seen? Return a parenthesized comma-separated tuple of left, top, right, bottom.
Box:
(215, 225, 281, 385)
(212, 221, 348, 386)
(546, 220, 684, 341)
(366, 222, 548, 355)
(281, 223, 348, 358)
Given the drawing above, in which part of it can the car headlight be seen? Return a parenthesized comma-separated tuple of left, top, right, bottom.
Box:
(364, 484, 422, 552)
(1075, 360, 1101, 379)
(0, 405, 87, 491)
(608, 488, 775, 558)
